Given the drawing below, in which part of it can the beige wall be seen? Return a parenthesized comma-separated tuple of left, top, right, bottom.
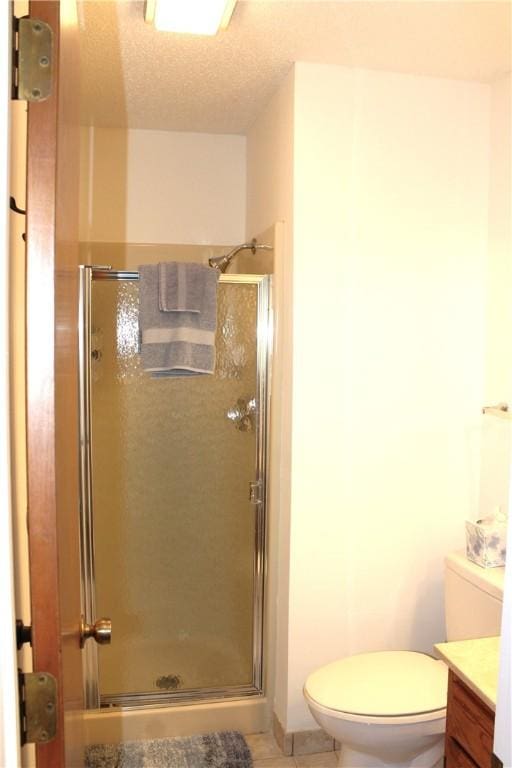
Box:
(486, 74, 512, 759)
(80, 127, 246, 245)
(79, 241, 230, 270)
(478, 74, 512, 525)
(9, 33, 35, 768)
(248, 63, 494, 732)
(486, 73, 512, 402)
(246, 68, 294, 727)
(9, 101, 28, 625)
(2, 2, 21, 762)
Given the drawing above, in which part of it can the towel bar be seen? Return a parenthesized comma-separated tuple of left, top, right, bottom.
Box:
(482, 403, 512, 419)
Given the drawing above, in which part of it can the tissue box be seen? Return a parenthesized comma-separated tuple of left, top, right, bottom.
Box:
(465, 519, 507, 568)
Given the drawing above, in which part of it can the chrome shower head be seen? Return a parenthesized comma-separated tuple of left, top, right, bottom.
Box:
(208, 240, 273, 273)
(208, 254, 233, 273)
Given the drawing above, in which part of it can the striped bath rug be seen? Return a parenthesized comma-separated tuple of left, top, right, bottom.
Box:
(85, 730, 253, 768)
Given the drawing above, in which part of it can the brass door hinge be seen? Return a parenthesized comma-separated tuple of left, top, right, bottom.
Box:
(12, 16, 53, 102)
(18, 670, 57, 746)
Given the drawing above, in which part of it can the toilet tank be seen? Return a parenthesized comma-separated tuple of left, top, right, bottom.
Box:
(445, 551, 505, 641)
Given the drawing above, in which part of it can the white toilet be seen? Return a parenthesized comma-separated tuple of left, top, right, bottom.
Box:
(304, 551, 505, 768)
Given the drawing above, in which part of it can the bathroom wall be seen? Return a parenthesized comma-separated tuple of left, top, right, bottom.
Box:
(8, 0, 34, 760)
(248, 62, 492, 731)
(246, 68, 295, 728)
(1, 2, 21, 763)
(489, 72, 512, 763)
(79, 127, 246, 245)
(478, 73, 512, 524)
(486, 73, 512, 400)
(79, 241, 230, 270)
(79, 62, 506, 736)
(8, 95, 34, 768)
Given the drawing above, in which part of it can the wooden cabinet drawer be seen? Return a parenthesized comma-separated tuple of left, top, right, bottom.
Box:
(446, 735, 479, 768)
(445, 671, 494, 768)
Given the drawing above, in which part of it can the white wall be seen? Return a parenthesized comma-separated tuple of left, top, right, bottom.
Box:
(490, 72, 512, 765)
(248, 63, 492, 732)
(80, 127, 246, 245)
(486, 74, 512, 401)
(0, 2, 22, 764)
(246, 67, 295, 728)
(288, 62, 489, 731)
(479, 73, 512, 527)
(9, 95, 35, 768)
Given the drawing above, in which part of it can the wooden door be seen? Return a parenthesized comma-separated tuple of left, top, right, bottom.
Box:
(25, 1, 84, 766)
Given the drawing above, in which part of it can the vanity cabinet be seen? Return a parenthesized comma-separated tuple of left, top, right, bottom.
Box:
(445, 670, 495, 768)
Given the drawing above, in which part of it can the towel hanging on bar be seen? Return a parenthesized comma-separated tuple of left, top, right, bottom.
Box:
(159, 261, 211, 313)
(138, 263, 219, 377)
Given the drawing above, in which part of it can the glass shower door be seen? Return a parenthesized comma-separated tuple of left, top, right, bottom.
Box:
(79, 269, 270, 707)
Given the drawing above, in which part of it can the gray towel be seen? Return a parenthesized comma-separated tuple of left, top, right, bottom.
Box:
(159, 262, 210, 313)
(139, 264, 219, 376)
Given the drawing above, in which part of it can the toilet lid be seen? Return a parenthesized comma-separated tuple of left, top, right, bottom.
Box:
(304, 651, 448, 717)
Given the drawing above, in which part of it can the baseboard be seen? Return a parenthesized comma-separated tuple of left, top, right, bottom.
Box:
(272, 712, 335, 756)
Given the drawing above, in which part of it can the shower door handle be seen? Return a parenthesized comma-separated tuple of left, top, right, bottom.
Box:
(79, 615, 112, 649)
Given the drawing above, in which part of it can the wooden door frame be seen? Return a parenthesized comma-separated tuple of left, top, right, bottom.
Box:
(25, 1, 84, 765)
(26, 2, 64, 763)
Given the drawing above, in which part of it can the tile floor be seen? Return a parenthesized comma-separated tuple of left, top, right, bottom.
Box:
(246, 732, 339, 768)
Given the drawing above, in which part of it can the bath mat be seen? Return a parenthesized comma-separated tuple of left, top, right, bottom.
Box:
(85, 730, 253, 768)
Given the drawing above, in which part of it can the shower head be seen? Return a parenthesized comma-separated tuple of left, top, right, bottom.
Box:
(208, 239, 273, 273)
(208, 253, 233, 273)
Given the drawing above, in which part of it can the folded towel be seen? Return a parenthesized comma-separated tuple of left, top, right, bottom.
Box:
(139, 264, 219, 376)
(159, 262, 211, 313)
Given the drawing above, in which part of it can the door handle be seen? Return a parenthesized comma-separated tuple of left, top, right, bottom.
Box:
(227, 397, 257, 432)
(80, 616, 112, 648)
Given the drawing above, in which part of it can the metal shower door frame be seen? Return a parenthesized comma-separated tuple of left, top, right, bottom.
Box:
(78, 266, 272, 710)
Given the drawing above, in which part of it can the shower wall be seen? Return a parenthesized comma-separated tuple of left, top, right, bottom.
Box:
(77, 93, 277, 733)
(79, 127, 246, 245)
(79, 241, 231, 273)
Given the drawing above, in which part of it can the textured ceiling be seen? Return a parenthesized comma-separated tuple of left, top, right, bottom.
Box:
(79, 0, 511, 134)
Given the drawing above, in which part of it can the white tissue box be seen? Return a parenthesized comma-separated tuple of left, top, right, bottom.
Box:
(465, 519, 507, 568)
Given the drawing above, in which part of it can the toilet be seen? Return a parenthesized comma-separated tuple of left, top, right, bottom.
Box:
(304, 551, 505, 768)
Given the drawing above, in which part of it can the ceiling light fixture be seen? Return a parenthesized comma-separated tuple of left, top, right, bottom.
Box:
(145, 0, 237, 36)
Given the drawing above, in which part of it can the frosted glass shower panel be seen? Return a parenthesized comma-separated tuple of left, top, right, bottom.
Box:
(90, 278, 262, 700)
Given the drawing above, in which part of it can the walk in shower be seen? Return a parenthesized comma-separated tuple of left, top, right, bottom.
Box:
(78, 266, 271, 710)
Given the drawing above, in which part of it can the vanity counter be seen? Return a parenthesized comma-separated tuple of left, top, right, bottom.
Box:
(434, 635, 500, 711)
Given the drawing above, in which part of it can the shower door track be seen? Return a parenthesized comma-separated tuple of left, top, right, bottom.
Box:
(78, 266, 271, 710)
(101, 684, 264, 710)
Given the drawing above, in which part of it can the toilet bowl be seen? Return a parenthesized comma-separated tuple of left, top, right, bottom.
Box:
(304, 651, 447, 768)
(303, 553, 505, 767)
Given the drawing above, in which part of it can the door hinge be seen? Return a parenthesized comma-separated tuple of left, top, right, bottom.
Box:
(12, 16, 53, 102)
(18, 670, 57, 746)
(249, 480, 263, 505)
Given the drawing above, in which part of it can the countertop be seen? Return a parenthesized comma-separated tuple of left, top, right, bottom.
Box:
(434, 635, 500, 711)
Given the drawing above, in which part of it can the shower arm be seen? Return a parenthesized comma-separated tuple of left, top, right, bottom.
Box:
(208, 238, 273, 273)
